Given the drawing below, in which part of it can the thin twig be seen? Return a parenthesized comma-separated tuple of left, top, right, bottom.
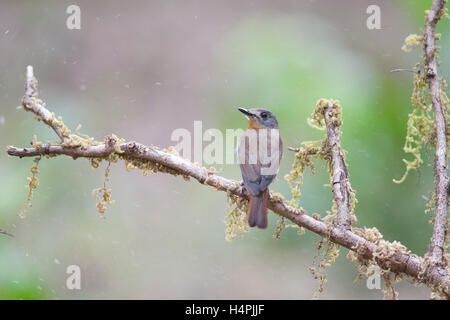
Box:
(22, 66, 71, 144)
(0, 229, 13, 237)
(390, 69, 415, 73)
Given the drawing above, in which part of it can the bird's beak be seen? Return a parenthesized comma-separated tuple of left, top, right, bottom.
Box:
(238, 108, 254, 119)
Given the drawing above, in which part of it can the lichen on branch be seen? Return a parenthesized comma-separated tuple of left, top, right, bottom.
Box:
(19, 156, 41, 219)
(393, 63, 435, 184)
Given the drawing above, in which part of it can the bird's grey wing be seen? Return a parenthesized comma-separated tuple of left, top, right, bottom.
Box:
(254, 129, 282, 191)
(238, 132, 263, 196)
(240, 163, 263, 196)
(239, 162, 276, 196)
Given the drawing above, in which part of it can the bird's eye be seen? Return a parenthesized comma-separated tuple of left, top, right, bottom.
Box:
(261, 112, 268, 119)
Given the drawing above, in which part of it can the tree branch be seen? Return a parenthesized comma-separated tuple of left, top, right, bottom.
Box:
(5, 66, 450, 297)
(22, 66, 71, 144)
(424, 0, 449, 268)
(0, 229, 13, 237)
(323, 101, 352, 230)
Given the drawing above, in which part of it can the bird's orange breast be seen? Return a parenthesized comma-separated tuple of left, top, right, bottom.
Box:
(248, 119, 265, 129)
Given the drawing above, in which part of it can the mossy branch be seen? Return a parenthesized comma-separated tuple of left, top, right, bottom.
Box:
(0, 229, 13, 237)
(22, 66, 71, 144)
(5, 66, 450, 297)
(318, 99, 354, 230)
(423, 0, 450, 270)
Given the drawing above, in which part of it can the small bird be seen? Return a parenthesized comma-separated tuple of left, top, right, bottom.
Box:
(237, 108, 283, 229)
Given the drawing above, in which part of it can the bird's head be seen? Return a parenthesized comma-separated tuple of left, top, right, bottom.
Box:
(238, 108, 279, 129)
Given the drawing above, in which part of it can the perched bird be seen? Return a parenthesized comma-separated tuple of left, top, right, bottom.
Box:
(237, 108, 283, 229)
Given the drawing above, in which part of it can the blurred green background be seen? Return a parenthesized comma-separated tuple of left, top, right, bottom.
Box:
(0, 0, 448, 299)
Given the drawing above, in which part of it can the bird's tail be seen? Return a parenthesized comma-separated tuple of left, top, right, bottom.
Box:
(247, 189, 269, 229)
